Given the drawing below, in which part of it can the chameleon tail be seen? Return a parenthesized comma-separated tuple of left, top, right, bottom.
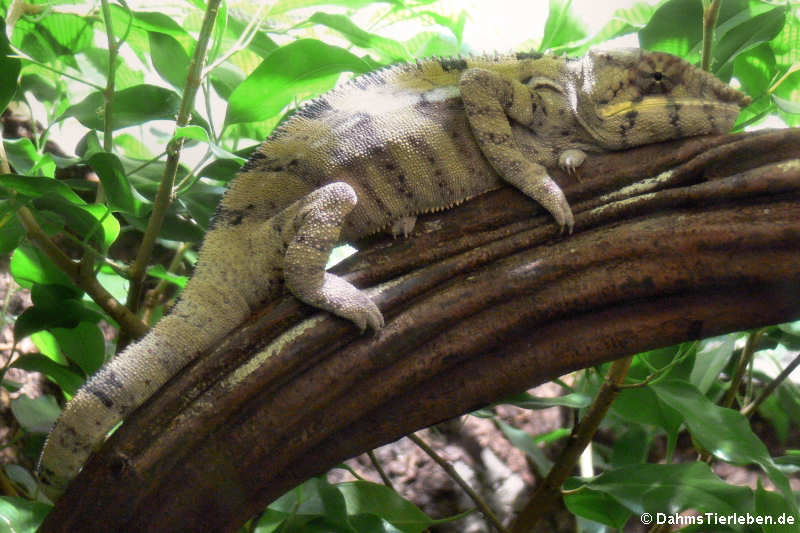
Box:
(37, 274, 250, 499)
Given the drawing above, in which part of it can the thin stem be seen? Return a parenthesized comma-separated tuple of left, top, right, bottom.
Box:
(701, 0, 720, 72)
(2, 130, 145, 335)
(141, 242, 190, 326)
(100, 0, 117, 156)
(509, 356, 634, 533)
(16, 206, 148, 338)
(202, 2, 269, 78)
(741, 351, 800, 417)
(721, 329, 764, 409)
(124, 0, 222, 334)
(408, 432, 510, 533)
(9, 47, 104, 90)
(367, 450, 394, 490)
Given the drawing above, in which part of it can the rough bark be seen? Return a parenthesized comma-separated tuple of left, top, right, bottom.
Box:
(39, 129, 800, 533)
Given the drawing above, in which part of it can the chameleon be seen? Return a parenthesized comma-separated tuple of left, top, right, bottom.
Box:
(37, 48, 750, 498)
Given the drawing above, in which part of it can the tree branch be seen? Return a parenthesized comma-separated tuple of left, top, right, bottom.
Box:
(123, 0, 221, 331)
(39, 129, 800, 533)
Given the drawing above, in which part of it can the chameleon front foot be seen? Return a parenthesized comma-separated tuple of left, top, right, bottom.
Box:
(533, 175, 574, 234)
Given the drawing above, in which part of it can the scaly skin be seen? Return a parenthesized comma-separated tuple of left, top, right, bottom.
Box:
(37, 49, 749, 498)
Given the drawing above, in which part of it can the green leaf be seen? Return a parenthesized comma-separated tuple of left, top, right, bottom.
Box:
(503, 391, 591, 409)
(12, 13, 91, 68)
(0, 174, 84, 206)
(226, 40, 372, 125)
(198, 145, 257, 182)
(87, 152, 149, 216)
(60, 84, 181, 130)
(712, 5, 788, 75)
(773, 94, 800, 114)
(563, 486, 631, 528)
(12, 355, 84, 398)
(638, 0, 704, 59)
(268, 0, 381, 16)
(225, 16, 278, 59)
(307, 13, 409, 62)
(131, 9, 192, 40)
(30, 196, 120, 250)
(19, 72, 59, 104)
(571, 2, 654, 54)
(30, 330, 65, 365)
(540, 0, 588, 52)
(3, 138, 43, 176)
(758, 394, 790, 443)
(652, 380, 796, 511)
(496, 419, 553, 474)
(174, 126, 246, 164)
(413, 10, 466, 44)
(146, 264, 188, 289)
(404, 32, 461, 59)
(4, 464, 39, 500)
(51, 322, 106, 376)
(581, 462, 754, 516)
(338, 481, 434, 532)
(0, 496, 50, 532)
(612, 385, 683, 447)
(37, 12, 93, 55)
(755, 481, 800, 533)
(13, 301, 96, 340)
(0, 200, 26, 254)
(0, 16, 22, 112)
(609, 425, 650, 467)
(10, 394, 62, 433)
(149, 31, 190, 89)
(689, 334, 736, 394)
(734, 44, 776, 100)
(10, 244, 75, 290)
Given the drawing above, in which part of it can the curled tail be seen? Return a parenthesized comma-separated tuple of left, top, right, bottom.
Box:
(37, 269, 251, 499)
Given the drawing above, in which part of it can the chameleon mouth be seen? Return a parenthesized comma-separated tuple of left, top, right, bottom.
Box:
(597, 96, 749, 119)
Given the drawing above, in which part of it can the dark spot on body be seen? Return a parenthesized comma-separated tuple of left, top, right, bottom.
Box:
(668, 101, 683, 134)
(105, 371, 125, 390)
(86, 385, 114, 408)
(515, 51, 544, 61)
(440, 57, 468, 71)
(240, 151, 267, 172)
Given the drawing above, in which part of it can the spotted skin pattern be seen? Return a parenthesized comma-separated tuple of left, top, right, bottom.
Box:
(37, 49, 749, 498)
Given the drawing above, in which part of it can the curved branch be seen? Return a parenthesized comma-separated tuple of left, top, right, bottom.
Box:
(39, 129, 800, 533)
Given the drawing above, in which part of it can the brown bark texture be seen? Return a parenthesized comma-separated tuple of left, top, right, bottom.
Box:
(40, 129, 800, 532)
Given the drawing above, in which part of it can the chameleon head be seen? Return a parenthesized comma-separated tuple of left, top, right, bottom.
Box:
(571, 49, 751, 149)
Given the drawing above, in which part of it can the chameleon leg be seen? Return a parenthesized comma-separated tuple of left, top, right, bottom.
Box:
(284, 182, 384, 332)
(459, 68, 574, 233)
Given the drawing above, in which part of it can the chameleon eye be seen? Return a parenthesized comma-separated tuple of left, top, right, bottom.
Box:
(652, 71, 664, 81)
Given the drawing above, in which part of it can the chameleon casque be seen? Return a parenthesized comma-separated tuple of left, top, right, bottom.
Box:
(37, 48, 749, 497)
